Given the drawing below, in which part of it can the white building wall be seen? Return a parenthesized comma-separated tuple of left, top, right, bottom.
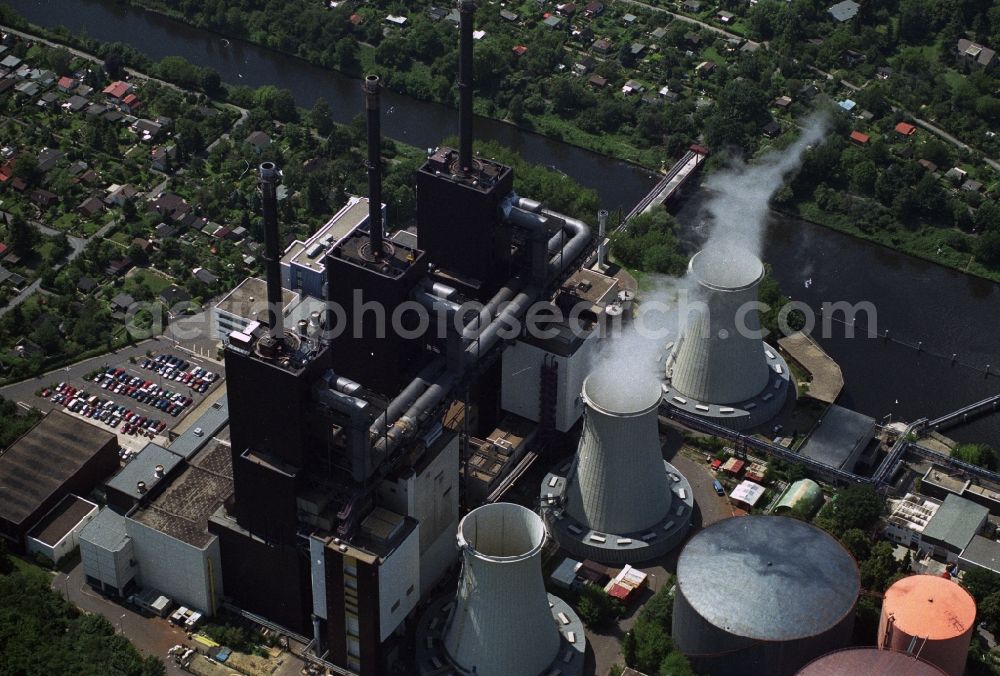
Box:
(80, 534, 136, 595)
(26, 502, 98, 564)
(125, 518, 223, 614)
(377, 524, 420, 642)
(501, 332, 598, 432)
(377, 435, 460, 597)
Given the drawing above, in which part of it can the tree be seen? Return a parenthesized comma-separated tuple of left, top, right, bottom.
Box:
(953, 443, 998, 470)
(705, 79, 770, 150)
(962, 567, 1000, 603)
(30, 317, 62, 355)
(979, 591, 1000, 632)
(309, 97, 334, 136)
(819, 484, 882, 534)
(849, 161, 877, 195)
(13, 153, 40, 184)
(859, 541, 903, 592)
(8, 213, 37, 256)
(576, 584, 622, 629)
(976, 232, 1000, 268)
(840, 528, 871, 560)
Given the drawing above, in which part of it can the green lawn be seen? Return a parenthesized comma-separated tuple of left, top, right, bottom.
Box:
(127, 268, 173, 294)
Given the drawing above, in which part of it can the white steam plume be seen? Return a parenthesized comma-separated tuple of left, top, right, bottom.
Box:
(702, 113, 830, 257)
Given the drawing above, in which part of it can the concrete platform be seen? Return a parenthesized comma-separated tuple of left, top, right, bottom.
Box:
(777, 331, 843, 404)
(540, 460, 693, 565)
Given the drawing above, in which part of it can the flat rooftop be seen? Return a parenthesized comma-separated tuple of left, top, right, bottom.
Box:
(281, 196, 371, 273)
(131, 437, 233, 548)
(27, 494, 97, 546)
(215, 277, 298, 321)
(923, 465, 970, 494)
(777, 331, 844, 404)
(0, 409, 115, 527)
(169, 395, 228, 460)
(798, 404, 875, 470)
(922, 493, 988, 551)
(105, 443, 184, 498)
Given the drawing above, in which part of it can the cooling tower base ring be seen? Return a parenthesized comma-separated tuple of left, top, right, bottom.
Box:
(540, 459, 694, 565)
(415, 592, 586, 675)
(662, 341, 791, 431)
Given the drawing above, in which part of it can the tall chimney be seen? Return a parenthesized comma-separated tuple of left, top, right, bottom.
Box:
(363, 74, 384, 256)
(457, 0, 476, 173)
(258, 162, 285, 342)
(597, 209, 609, 268)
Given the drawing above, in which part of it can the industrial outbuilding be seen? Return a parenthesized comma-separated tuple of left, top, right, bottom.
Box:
(672, 515, 859, 676)
(798, 404, 876, 473)
(25, 494, 98, 564)
(774, 478, 825, 517)
(878, 575, 976, 676)
(0, 409, 118, 550)
(797, 647, 947, 675)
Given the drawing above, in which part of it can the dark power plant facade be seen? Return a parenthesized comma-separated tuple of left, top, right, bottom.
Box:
(211, 4, 606, 673)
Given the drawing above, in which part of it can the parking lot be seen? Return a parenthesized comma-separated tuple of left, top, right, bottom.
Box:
(4, 344, 224, 443)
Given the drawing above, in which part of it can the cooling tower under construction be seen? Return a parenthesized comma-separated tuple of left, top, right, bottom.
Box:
(673, 515, 859, 676)
(797, 647, 947, 676)
(541, 369, 692, 564)
(663, 244, 790, 430)
(417, 503, 584, 676)
(878, 574, 976, 676)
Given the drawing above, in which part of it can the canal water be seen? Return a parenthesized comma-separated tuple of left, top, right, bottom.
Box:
(8, 0, 1000, 446)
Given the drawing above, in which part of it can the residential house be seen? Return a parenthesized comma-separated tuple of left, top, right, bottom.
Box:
(426, 6, 448, 22)
(838, 99, 856, 113)
(105, 257, 133, 278)
(63, 94, 88, 112)
(104, 184, 139, 208)
(945, 167, 968, 183)
(154, 222, 177, 240)
(36, 91, 59, 110)
(588, 74, 608, 88)
(110, 293, 135, 316)
(119, 93, 140, 113)
(849, 130, 870, 145)
(151, 145, 177, 172)
(584, 1, 604, 18)
(621, 79, 644, 95)
(843, 49, 866, 66)
(827, 0, 859, 22)
(500, 8, 519, 22)
(29, 69, 56, 87)
(102, 80, 131, 99)
(75, 84, 93, 98)
(0, 78, 15, 96)
(571, 26, 594, 43)
(78, 196, 104, 218)
(36, 147, 64, 173)
(149, 192, 190, 221)
(572, 56, 596, 75)
(57, 76, 78, 93)
(622, 13, 637, 24)
(76, 276, 97, 294)
(30, 188, 58, 209)
(917, 159, 938, 173)
(957, 39, 996, 69)
(685, 32, 702, 47)
(132, 237, 153, 255)
(543, 15, 564, 29)
(740, 41, 760, 54)
(895, 121, 917, 137)
(717, 10, 734, 23)
(682, 0, 702, 13)
(512, 45, 528, 57)
(67, 160, 88, 178)
(192, 267, 220, 286)
(101, 110, 123, 123)
(876, 66, 893, 79)
(131, 119, 162, 142)
(160, 285, 191, 307)
(77, 169, 99, 186)
(556, 3, 577, 16)
(761, 120, 781, 138)
(384, 14, 407, 27)
(14, 80, 39, 98)
(695, 60, 716, 76)
(658, 86, 679, 102)
(773, 95, 792, 108)
(962, 179, 983, 193)
(650, 27, 667, 40)
(592, 38, 612, 54)
(630, 42, 646, 57)
(245, 130, 270, 153)
(0, 55, 20, 70)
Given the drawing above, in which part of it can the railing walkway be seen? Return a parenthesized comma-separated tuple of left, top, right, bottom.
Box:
(619, 147, 707, 229)
(926, 393, 1000, 430)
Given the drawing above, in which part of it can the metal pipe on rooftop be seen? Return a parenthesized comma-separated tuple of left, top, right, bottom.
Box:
(363, 74, 384, 256)
(457, 0, 476, 172)
(258, 161, 285, 343)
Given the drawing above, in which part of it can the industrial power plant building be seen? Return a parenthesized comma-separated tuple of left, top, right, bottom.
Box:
(541, 369, 692, 564)
(672, 515, 859, 675)
(662, 245, 791, 430)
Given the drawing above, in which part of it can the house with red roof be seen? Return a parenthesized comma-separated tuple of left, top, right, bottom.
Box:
(119, 93, 141, 113)
(512, 44, 528, 57)
(895, 122, 917, 137)
(0, 159, 13, 183)
(102, 80, 132, 99)
(849, 130, 870, 145)
(57, 76, 77, 93)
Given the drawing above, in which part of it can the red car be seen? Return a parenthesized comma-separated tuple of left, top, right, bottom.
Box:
(40, 389, 51, 398)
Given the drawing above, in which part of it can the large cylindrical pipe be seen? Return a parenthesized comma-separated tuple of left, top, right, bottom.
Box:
(443, 503, 560, 676)
(363, 74, 383, 255)
(597, 209, 609, 267)
(457, 0, 476, 172)
(258, 161, 284, 342)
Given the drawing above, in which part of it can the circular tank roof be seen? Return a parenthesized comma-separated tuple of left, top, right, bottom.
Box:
(882, 574, 976, 640)
(798, 648, 947, 675)
(457, 502, 546, 563)
(676, 516, 860, 641)
(583, 368, 661, 417)
(688, 244, 764, 291)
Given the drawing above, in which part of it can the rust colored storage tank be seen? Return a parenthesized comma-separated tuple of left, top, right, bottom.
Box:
(797, 647, 947, 675)
(878, 574, 976, 676)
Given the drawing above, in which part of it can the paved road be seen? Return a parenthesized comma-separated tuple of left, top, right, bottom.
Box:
(615, 0, 761, 48)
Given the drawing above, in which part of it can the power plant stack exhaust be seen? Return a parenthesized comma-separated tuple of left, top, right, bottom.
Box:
(597, 209, 609, 268)
(662, 244, 791, 430)
(258, 161, 285, 343)
(457, 0, 475, 173)
(442, 503, 562, 676)
(541, 369, 692, 563)
(363, 74, 384, 256)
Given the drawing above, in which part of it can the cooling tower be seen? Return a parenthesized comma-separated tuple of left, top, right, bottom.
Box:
(443, 503, 562, 676)
(878, 575, 976, 676)
(663, 244, 790, 430)
(797, 648, 947, 676)
(673, 516, 859, 676)
(541, 368, 692, 564)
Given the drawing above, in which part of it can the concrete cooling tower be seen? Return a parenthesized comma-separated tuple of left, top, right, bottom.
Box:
(797, 648, 947, 676)
(541, 369, 692, 564)
(425, 503, 583, 676)
(663, 244, 791, 431)
(673, 515, 860, 676)
(878, 575, 976, 676)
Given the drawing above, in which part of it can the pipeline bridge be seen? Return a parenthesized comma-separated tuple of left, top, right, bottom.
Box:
(662, 404, 1000, 489)
(926, 393, 1000, 431)
(618, 146, 709, 230)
